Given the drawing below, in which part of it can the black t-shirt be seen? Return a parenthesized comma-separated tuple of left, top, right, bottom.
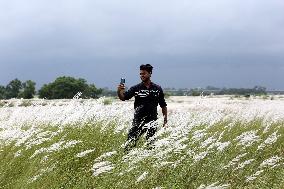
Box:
(124, 82, 167, 120)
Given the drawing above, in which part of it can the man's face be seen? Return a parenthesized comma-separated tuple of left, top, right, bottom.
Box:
(140, 70, 151, 82)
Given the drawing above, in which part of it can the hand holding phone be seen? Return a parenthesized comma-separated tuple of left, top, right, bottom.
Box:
(118, 78, 126, 92)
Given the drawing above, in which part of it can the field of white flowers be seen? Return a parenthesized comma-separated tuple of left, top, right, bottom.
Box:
(0, 95, 284, 189)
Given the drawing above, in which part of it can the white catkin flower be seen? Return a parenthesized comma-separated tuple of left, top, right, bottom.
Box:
(223, 153, 248, 169)
(260, 156, 282, 168)
(76, 148, 96, 158)
(192, 129, 207, 142)
(92, 161, 114, 176)
(246, 170, 264, 182)
(197, 182, 230, 189)
(63, 140, 82, 148)
(194, 152, 208, 162)
(258, 131, 280, 150)
(216, 141, 231, 152)
(136, 172, 148, 183)
(235, 131, 260, 147)
(14, 150, 22, 157)
(201, 137, 217, 148)
(235, 159, 255, 170)
(95, 151, 117, 162)
(30, 140, 81, 158)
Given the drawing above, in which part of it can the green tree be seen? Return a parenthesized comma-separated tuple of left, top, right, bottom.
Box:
(18, 80, 36, 99)
(190, 88, 201, 96)
(0, 85, 6, 99)
(5, 79, 22, 99)
(38, 84, 53, 99)
(38, 76, 102, 99)
(84, 84, 103, 98)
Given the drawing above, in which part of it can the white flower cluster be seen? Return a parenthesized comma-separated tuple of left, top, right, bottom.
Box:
(234, 131, 260, 147)
(92, 161, 115, 177)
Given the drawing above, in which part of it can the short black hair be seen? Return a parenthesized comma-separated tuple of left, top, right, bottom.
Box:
(140, 64, 153, 74)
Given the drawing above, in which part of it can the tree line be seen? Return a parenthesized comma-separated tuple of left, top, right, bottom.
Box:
(164, 86, 267, 96)
(0, 76, 102, 99)
(0, 77, 269, 99)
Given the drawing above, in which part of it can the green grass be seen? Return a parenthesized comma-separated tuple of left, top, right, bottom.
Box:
(103, 98, 113, 105)
(0, 119, 284, 188)
(0, 101, 6, 107)
(18, 100, 33, 107)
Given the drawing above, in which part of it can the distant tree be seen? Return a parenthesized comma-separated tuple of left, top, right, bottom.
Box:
(5, 79, 22, 99)
(205, 86, 220, 90)
(164, 91, 171, 99)
(217, 86, 267, 96)
(100, 87, 117, 97)
(38, 76, 102, 99)
(38, 84, 53, 99)
(18, 80, 36, 99)
(190, 88, 201, 96)
(253, 86, 267, 95)
(0, 85, 6, 99)
(83, 84, 103, 98)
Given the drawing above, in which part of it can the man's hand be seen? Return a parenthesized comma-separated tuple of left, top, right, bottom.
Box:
(117, 84, 126, 91)
(163, 117, 167, 127)
(162, 106, 168, 127)
(117, 84, 126, 101)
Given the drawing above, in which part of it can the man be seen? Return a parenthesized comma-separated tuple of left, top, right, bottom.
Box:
(117, 64, 168, 151)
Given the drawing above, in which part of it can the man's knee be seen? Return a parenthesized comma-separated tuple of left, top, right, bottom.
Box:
(146, 127, 157, 139)
(145, 120, 158, 139)
(127, 121, 143, 140)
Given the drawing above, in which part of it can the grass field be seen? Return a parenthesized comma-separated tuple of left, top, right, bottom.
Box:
(0, 96, 284, 189)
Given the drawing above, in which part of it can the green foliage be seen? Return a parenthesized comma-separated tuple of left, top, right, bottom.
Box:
(190, 89, 202, 96)
(0, 85, 6, 99)
(103, 98, 113, 105)
(101, 88, 117, 97)
(19, 100, 33, 107)
(163, 86, 268, 96)
(262, 95, 269, 100)
(84, 84, 103, 99)
(164, 92, 171, 99)
(38, 76, 102, 99)
(5, 78, 22, 99)
(0, 79, 37, 99)
(8, 102, 15, 107)
(218, 86, 267, 96)
(0, 101, 5, 107)
(19, 80, 36, 99)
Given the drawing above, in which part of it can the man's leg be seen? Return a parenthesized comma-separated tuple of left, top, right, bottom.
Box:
(145, 119, 158, 139)
(124, 119, 144, 151)
(145, 119, 158, 149)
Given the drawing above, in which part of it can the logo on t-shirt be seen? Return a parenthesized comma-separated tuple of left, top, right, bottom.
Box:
(135, 90, 160, 98)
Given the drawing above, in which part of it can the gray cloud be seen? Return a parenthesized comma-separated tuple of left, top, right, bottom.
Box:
(0, 0, 284, 89)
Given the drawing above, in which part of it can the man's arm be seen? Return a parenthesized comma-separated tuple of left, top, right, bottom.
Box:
(158, 87, 168, 127)
(162, 106, 167, 127)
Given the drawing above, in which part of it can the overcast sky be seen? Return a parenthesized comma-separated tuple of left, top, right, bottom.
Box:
(0, 0, 284, 90)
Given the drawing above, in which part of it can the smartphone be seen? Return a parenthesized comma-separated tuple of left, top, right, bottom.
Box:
(120, 78, 125, 85)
